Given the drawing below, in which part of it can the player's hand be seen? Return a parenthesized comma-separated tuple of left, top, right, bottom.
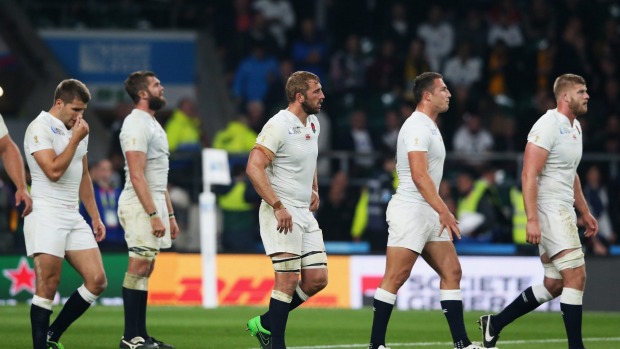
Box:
(150, 216, 166, 238)
(310, 190, 320, 212)
(15, 188, 32, 217)
(582, 212, 599, 238)
(274, 208, 293, 234)
(72, 116, 89, 141)
(93, 218, 106, 242)
(169, 216, 180, 239)
(526, 219, 542, 244)
(438, 210, 460, 241)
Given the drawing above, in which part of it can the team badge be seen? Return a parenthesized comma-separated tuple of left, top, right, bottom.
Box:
(305, 134, 310, 140)
(311, 123, 316, 134)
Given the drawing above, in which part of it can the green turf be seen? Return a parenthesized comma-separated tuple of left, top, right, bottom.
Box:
(1, 305, 619, 348)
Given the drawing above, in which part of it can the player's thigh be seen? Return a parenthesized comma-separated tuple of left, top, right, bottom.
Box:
(119, 201, 169, 258)
(422, 240, 461, 279)
(538, 203, 581, 258)
(386, 199, 445, 253)
(33, 253, 64, 296)
(65, 247, 106, 285)
(24, 208, 70, 258)
(259, 202, 303, 255)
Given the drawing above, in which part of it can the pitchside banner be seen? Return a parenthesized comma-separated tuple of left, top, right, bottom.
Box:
(350, 255, 560, 312)
(39, 30, 196, 108)
(0, 254, 350, 308)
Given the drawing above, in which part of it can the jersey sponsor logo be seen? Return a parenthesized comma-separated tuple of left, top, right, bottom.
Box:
(559, 127, 571, 134)
(51, 126, 65, 136)
(288, 126, 302, 134)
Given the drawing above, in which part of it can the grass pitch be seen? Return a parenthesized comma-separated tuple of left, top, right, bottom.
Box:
(1, 305, 619, 348)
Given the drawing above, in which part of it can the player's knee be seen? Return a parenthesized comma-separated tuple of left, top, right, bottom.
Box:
(92, 273, 108, 295)
(386, 268, 410, 289)
(309, 274, 328, 293)
(543, 277, 563, 298)
(442, 264, 462, 284)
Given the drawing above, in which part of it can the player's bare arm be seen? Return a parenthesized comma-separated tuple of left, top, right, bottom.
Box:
(32, 117, 88, 182)
(573, 175, 599, 238)
(310, 168, 320, 212)
(0, 133, 32, 216)
(408, 150, 460, 239)
(79, 155, 106, 242)
(125, 150, 165, 238)
(521, 142, 548, 245)
(246, 144, 293, 234)
(164, 190, 179, 239)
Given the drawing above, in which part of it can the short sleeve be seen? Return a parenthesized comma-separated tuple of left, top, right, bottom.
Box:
(527, 116, 556, 151)
(403, 124, 432, 152)
(0, 114, 8, 139)
(25, 122, 53, 154)
(120, 117, 149, 153)
(256, 120, 285, 154)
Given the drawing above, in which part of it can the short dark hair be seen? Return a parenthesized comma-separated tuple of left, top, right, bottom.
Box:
(54, 79, 91, 104)
(412, 72, 443, 106)
(285, 71, 320, 103)
(124, 70, 157, 104)
(553, 74, 586, 99)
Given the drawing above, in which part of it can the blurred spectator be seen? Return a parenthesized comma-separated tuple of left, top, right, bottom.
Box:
(165, 98, 205, 152)
(442, 41, 483, 89)
(232, 41, 280, 106)
(453, 111, 494, 165)
(416, 4, 454, 71)
(403, 38, 431, 101)
(253, 0, 296, 50)
(246, 99, 268, 133)
(365, 38, 403, 92)
(493, 117, 521, 152)
(239, 11, 280, 63)
(335, 109, 378, 176)
(439, 179, 457, 215)
(555, 17, 592, 80)
(265, 58, 295, 113)
(79, 159, 125, 250)
(213, 164, 260, 252)
(108, 102, 134, 187)
(381, 2, 414, 53)
(0, 172, 18, 253)
(455, 7, 488, 58)
(315, 171, 358, 241)
(523, 0, 556, 42)
(486, 40, 512, 97)
(455, 168, 510, 241)
(316, 111, 332, 178)
(379, 109, 400, 154)
(329, 33, 368, 94)
(487, 12, 524, 48)
(351, 156, 397, 251)
(291, 18, 328, 81)
(583, 165, 617, 255)
(212, 114, 258, 154)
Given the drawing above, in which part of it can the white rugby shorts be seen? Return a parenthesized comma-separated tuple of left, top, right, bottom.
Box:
(24, 203, 97, 258)
(537, 202, 581, 258)
(118, 194, 171, 257)
(386, 198, 451, 253)
(258, 201, 325, 256)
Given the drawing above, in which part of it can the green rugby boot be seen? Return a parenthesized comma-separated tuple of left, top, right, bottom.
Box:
(246, 316, 271, 349)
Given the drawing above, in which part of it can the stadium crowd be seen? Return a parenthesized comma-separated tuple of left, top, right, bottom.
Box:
(1, 0, 619, 255)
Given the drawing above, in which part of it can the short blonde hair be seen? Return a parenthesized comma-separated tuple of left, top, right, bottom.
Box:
(553, 74, 586, 99)
(285, 71, 320, 103)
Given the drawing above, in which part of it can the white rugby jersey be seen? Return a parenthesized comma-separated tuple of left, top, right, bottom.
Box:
(24, 111, 89, 206)
(256, 109, 320, 207)
(0, 113, 8, 139)
(527, 109, 582, 205)
(394, 111, 446, 204)
(119, 108, 170, 203)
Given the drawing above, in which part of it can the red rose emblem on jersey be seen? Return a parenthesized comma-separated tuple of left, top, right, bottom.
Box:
(311, 123, 316, 134)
